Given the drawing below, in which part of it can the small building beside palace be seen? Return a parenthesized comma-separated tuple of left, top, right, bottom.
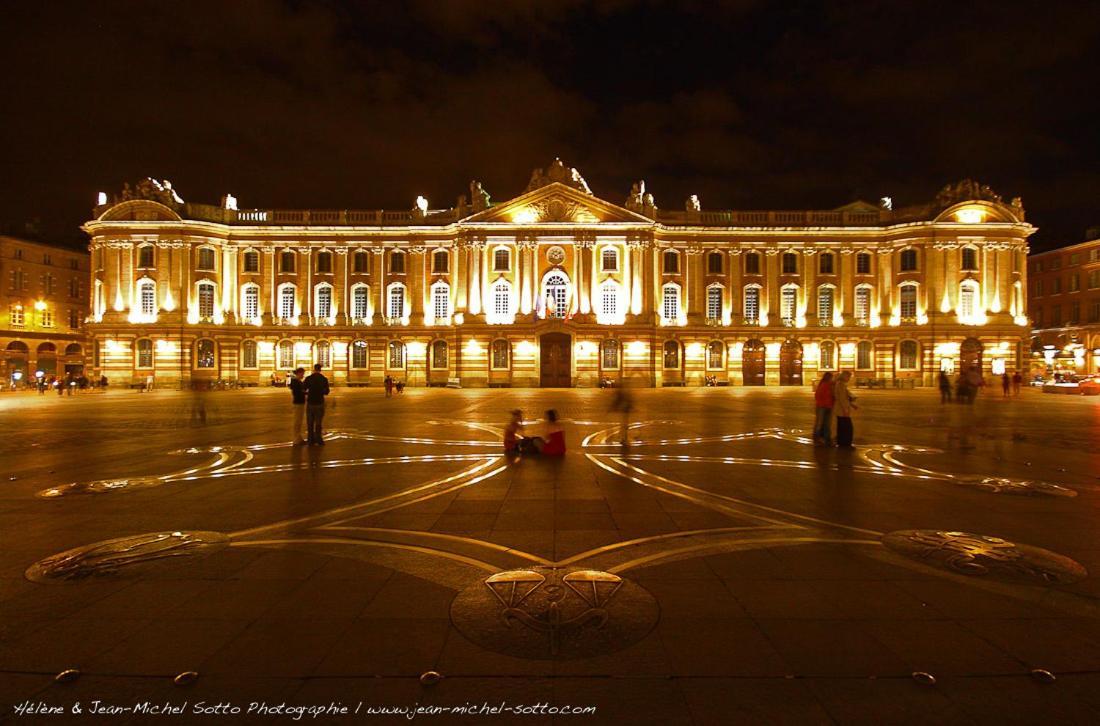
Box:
(82, 163, 1033, 388)
(1027, 233, 1100, 376)
(1, 234, 89, 386)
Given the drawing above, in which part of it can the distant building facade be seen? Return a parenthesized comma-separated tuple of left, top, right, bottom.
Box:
(83, 163, 1032, 388)
(1028, 234, 1100, 376)
(1, 235, 89, 386)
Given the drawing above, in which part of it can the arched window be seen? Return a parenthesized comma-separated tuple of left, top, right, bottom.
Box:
(707, 252, 723, 274)
(707, 341, 724, 370)
(196, 281, 216, 319)
(706, 285, 722, 321)
(856, 340, 873, 370)
(898, 340, 919, 370)
(743, 285, 761, 323)
(315, 284, 333, 319)
(389, 250, 406, 274)
(431, 340, 448, 369)
(388, 340, 405, 368)
(491, 339, 510, 370)
(242, 284, 260, 321)
(493, 247, 511, 272)
(315, 340, 331, 368)
(491, 279, 512, 321)
(280, 250, 296, 273)
(195, 339, 216, 368)
(854, 285, 872, 324)
(351, 284, 370, 322)
(899, 248, 918, 272)
(432, 250, 449, 274)
(959, 281, 979, 320)
(662, 250, 679, 274)
(961, 246, 978, 271)
(819, 341, 836, 370)
(196, 247, 216, 271)
(544, 274, 569, 318)
(817, 285, 834, 324)
(135, 338, 153, 368)
(663, 340, 681, 369)
(602, 247, 619, 272)
(64, 343, 82, 356)
(353, 251, 369, 273)
(780, 285, 798, 325)
(431, 281, 450, 320)
(241, 340, 258, 369)
(137, 245, 156, 269)
(278, 284, 297, 320)
(661, 283, 680, 323)
(599, 280, 620, 321)
(600, 339, 619, 369)
(387, 283, 406, 320)
(899, 283, 918, 320)
(856, 252, 872, 275)
(277, 340, 294, 370)
(138, 279, 157, 317)
(819, 253, 835, 275)
(315, 251, 333, 274)
(744, 252, 761, 275)
(781, 252, 798, 274)
(350, 340, 369, 369)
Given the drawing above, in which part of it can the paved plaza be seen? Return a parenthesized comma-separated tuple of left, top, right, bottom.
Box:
(2, 386, 1100, 724)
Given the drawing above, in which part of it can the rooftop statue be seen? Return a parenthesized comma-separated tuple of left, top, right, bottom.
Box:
(686, 194, 701, 212)
(470, 180, 491, 212)
(935, 179, 1002, 208)
(115, 177, 184, 207)
(625, 181, 645, 212)
(525, 158, 592, 194)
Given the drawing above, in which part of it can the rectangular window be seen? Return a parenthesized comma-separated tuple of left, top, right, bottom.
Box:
(959, 286, 976, 319)
(243, 251, 260, 273)
(198, 284, 215, 319)
(661, 286, 679, 322)
(855, 287, 871, 322)
(744, 253, 760, 275)
(432, 285, 450, 319)
(44, 274, 55, 294)
(1089, 300, 1100, 323)
(353, 251, 370, 273)
(41, 309, 54, 327)
(1069, 273, 1080, 292)
(899, 285, 917, 319)
(1052, 278, 1062, 294)
(600, 285, 618, 318)
(781, 253, 797, 274)
(351, 341, 368, 368)
(316, 252, 333, 273)
(961, 247, 978, 271)
(493, 248, 510, 272)
(1070, 253, 1080, 265)
(432, 251, 449, 274)
(138, 246, 155, 268)
(602, 248, 619, 272)
(316, 286, 332, 318)
(856, 253, 871, 274)
(601, 340, 619, 369)
(197, 248, 216, 271)
(140, 283, 156, 316)
(10, 305, 24, 326)
(494, 284, 511, 317)
(242, 342, 257, 369)
(1051, 304, 1062, 325)
(743, 287, 760, 323)
(68, 309, 80, 329)
(280, 251, 296, 273)
(819, 254, 834, 275)
(43, 253, 51, 265)
(388, 286, 404, 319)
(389, 252, 405, 274)
(69, 278, 79, 298)
(1089, 271, 1100, 289)
(69, 258, 79, 270)
(780, 287, 797, 324)
(706, 287, 722, 320)
(1035, 280, 1043, 296)
(663, 251, 679, 274)
(352, 287, 369, 320)
(243, 287, 259, 320)
(707, 253, 723, 275)
(279, 287, 296, 319)
(1070, 301, 1080, 324)
(817, 287, 834, 323)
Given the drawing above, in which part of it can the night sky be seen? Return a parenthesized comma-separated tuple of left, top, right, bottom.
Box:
(2, 0, 1097, 250)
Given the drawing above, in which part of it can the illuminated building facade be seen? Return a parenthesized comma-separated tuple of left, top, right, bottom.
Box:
(1, 234, 89, 385)
(1028, 234, 1100, 375)
(83, 164, 1032, 388)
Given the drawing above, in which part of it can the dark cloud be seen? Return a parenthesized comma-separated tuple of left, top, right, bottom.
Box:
(0, 0, 1097, 248)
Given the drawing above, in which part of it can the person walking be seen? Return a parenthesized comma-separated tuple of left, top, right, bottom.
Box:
(304, 363, 330, 445)
(609, 379, 636, 446)
(965, 366, 983, 404)
(813, 372, 835, 446)
(384, 375, 394, 398)
(289, 367, 307, 444)
(1001, 372, 1011, 398)
(832, 371, 857, 448)
(938, 369, 952, 404)
(1012, 370, 1022, 396)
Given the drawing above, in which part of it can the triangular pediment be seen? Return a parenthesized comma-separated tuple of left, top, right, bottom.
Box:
(461, 183, 655, 225)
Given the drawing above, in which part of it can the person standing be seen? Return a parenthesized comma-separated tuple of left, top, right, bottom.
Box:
(304, 363, 330, 445)
(1001, 372, 1011, 398)
(938, 370, 952, 403)
(1012, 370, 1022, 396)
(289, 367, 306, 444)
(832, 371, 857, 448)
(384, 375, 393, 398)
(813, 372, 835, 446)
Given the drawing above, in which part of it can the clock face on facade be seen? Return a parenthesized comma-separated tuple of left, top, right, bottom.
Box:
(546, 246, 566, 265)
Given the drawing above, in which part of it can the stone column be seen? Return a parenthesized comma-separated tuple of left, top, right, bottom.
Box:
(801, 249, 815, 324)
(878, 248, 893, 324)
(468, 240, 482, 316)
(454, 242, 467, 313)
(727, 250, 740, 324)
(373, 248, 385, 322)
(519, 237, 536, 314)
(763, 249, 779, 326)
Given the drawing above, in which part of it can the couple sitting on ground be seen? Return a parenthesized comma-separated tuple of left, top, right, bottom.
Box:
(503, 409, 565, 457)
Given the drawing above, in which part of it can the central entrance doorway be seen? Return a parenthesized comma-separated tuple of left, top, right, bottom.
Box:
(540, 332, 572, 387)
(779, 339, 803, 385)
(742, 339, 765, 386)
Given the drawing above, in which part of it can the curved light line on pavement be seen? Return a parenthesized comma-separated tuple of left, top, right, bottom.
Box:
(554, 525, 798, 567)
(231, 537, 498, 573)
(609, 537, 884, 574)
(317, 526, 554, 566)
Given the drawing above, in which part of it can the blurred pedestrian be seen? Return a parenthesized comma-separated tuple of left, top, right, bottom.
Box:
(304, 363, 330, 445)
(396, 380, 405, 394)
(1001, 372, 1011, 397)
(384, 375, 394, 398)
(965, 366, 983, 404)
(832, 371, 857, 448)
(504, 409, 527, 455)
(64, 372, 74, 396)
(938, 369, 952, 403)
(1012, 370, 1022, 395)
(609, 378, 636, 446)
(289, 367, 306, 445)
(813, 372, 835, 446)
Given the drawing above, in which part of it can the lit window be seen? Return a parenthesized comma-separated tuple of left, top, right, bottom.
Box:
(195, 339, 216, 368)
(315, 285, 333, 319)
(279, 285, 296, 320)
(351, 340, 368, 368)
(707, 341, 724, 370)
(600, 281, 619, 319)
(351, 285, 369, 321)
(136, 339, 153, 368)
(820, 341, 836, 370)
(661, 284, 680, 322)
(959, 283, 977, 319)
(602, 248, 619, 272)
(431, 340, 448, 369)
(242, 285, 259, 320)
(544, 274, 568, 318)
(899, 248, 917, 272)
(138, 246, 155, 269)
(899, 340, 919, 369)
(663, 340, 680, 369)
(781, 286, 797, 324)
(388, 341, 405, 368)
(315, 341, 331, 368)
(706, 286, 722, 321)
(432, 250, 449, 274)
(899, 284, 918, 320)
(41, 309, 53, 327)
(197, 248, 216, 271)
(855, 286, 871, 322)
(600, 339, 619, 369)
(493, 248, 510, 272)
(388, 284, 405, 319)
(856, 341, 873, 370)
(743, 286, 760, 323)
(241, 340, 257, 368)
(491, 339, 510, 369)
(10, 305, 24, 327)
(492, 280, 511, 318)
(432, 282, 450, 319)
(139, 280, 157, 316)
(278, 341, 294, 369)
(243, 251, 259, 273)
(197, 282, 215, 319)
(817, 286, 834, 323)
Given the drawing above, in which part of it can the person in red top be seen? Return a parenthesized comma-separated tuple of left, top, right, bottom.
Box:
(534, 409, 566, 457)
(813, 372, 835, 446)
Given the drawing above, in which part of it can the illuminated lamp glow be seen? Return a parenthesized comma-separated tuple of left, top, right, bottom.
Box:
(795, 315, 807, 329)
(155, 339, 176, 354)
(1014, 315, 1029, 326)
(400, 316, 410, 326)
(729, 341, 744, 359)
(940, 288, 952, 313)
(415, 196, 428, 214)
(765, 342, 781, 359)
(991, 358, 1006, 375)
(832, 311, 844, 327)
(574, 341, 597, 356)
(464, 339, 482, 355)
(804, 342, 819, 360)
(104, 339, 124, 353)
(114, 287, 125, 312)
(453, 313, 465, 325)
(512, 207, 539, 225)
(759, 312, 769, 327)
(96, 192, 108, 206)
(955, 208, 985, 224)
(251, 316, 263, 326)
(516, 340, 537, 357)
(34, 300, 47, 312)
(294, 341, 311, 356)
(686, 342, 704, 358)
(258, 341, 275, 354)
(333, 341, 348, 355)
(840, 343, 856, 357)
(989, 289, 1001, 313)
(162, 288, 175, 311)
(626, 340, 648, 356)
(406, 341, 427, 357)
(934, 342, 960, 356)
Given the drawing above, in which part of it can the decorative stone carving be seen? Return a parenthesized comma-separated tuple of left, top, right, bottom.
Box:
(525, 158, 592, 195)
(546, 246, 566, 265)
(470, 181, 491, 212)
(113, 178, 184, 208)
(626, 236, 651, 250)
(686, 195, 701, 212)
(935, 179, 1002, 208)
(625, 181, 645, 212)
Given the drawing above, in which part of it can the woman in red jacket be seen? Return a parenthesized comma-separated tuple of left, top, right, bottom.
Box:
(534, 409, 566, 457)
(813, 372, 835, 446)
